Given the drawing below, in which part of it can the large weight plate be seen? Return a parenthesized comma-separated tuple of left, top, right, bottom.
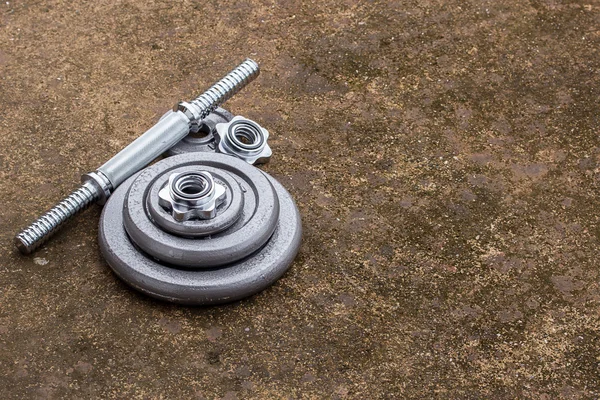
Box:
(98, 154, 302, 305)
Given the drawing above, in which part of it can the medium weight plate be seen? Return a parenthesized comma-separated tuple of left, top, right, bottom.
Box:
(122, 153, 279, 268)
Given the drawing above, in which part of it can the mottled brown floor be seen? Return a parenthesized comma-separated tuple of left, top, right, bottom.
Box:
(1, 0, 599, 398)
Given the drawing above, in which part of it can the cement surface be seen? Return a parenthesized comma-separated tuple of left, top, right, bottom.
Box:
(1, 0, 599, 398)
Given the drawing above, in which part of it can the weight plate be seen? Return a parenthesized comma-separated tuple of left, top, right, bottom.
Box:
(164, 107, 233, 156)
(145, 166, 244, 237)
(98, 169, 302, 305)
(121, 153, 279, 268)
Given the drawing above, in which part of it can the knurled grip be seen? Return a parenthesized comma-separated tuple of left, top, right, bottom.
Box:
(15, 182, 100, 254)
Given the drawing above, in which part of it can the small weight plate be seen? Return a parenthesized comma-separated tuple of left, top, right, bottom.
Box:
(145, 166, 244, 237)
(98, 169, 302, 305)
(164, 107, 233, 156)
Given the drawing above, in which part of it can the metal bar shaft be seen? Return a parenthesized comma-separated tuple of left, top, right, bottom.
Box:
(15, 59, 260, 254)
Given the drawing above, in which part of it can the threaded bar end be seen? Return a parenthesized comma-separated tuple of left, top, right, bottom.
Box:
(15, 183, 100, 254)
(191, 58, 259, 121)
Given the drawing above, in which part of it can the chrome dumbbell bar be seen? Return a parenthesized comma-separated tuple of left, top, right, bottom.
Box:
(15, 59, 260, 254)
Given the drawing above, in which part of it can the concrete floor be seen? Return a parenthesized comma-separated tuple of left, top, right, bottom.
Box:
(1, 0, 600, 398)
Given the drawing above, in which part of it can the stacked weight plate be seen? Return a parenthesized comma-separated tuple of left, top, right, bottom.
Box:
(98, 119, 302, 305)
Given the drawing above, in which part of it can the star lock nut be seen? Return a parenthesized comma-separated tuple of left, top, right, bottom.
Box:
(215, 116, 272, 165)
(158, 170, 226, 222)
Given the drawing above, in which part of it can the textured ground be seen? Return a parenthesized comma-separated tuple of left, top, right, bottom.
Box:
(1, 0, 600, 398)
